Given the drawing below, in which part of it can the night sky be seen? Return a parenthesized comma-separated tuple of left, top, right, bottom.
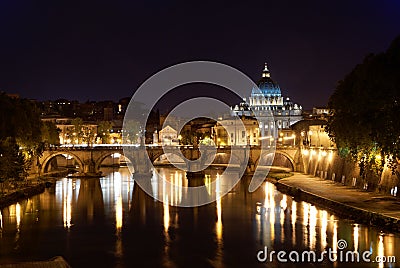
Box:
(0, 0, 399, 110)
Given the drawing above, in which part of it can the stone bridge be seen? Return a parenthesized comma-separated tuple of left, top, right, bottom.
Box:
(37, 145, 303, 176)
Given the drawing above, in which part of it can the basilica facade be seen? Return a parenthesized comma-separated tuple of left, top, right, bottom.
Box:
(231, 63, 302, 144)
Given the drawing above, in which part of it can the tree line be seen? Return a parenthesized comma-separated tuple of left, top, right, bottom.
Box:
(0, 93, 59, 182)
(327, 35, 400, 181)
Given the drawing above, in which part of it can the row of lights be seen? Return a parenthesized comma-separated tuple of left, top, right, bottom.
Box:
(302, 148, 334, 162)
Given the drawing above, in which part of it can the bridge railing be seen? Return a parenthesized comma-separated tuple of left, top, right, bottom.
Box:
(47, 144, 300, 151)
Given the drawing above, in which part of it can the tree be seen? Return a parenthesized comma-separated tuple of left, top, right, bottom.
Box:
(68, 117, 84, 144)
(41, 121, 60, 146)
(0, 94, 45, 180)
(123, 120, 141, 144)
(327, 35, 400, 179)
(97, 121, 113, 144)
(0, 137, 29, 181)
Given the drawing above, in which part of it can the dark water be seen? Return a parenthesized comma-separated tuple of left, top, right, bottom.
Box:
(0, 167, 399, 267)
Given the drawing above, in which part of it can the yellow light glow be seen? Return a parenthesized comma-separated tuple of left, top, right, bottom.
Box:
(302, 149, 309, 156)
(328, 151, 333, 162)
(353, 224, 359, 252)
(216, 175, 222, 240)
(378, 235, 384, 268)
(16, 203, 21, 230)
(332, 221, 338, 253)
(163, 177, 170, 232)
(376, 154, 382, 161)
(291, 200, 296, 244)
(309, 205, 317, 250)
(320, 210, 328, 249)
(115, 172, 123, 232)
(63, 178, 72, 229)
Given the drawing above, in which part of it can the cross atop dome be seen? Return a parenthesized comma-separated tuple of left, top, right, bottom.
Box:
(262, 62, 270, 78)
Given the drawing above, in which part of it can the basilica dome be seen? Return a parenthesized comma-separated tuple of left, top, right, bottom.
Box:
(252, 63, 281, 97)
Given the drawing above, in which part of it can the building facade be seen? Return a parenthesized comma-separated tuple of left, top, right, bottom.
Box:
(213, 116, 260, 146)
(231, 63, 302, 144)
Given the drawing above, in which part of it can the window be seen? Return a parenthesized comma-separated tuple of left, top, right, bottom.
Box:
(242, 131, 246, 138)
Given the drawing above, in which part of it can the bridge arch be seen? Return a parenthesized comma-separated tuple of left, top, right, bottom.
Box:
(41, 151, 84, 174)
(202, 151, 244, 167)
(255, 151, 295, 172)
(152, 152, 187, 165)
(95, 151, 135, 172)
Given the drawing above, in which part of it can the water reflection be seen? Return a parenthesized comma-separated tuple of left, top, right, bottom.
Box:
(62, 178, 72, 229)
(0, 167, 398, 267)
(377, 235, 384, 268)
(321, 210, 328, 249)
(15, 203, 21, 231)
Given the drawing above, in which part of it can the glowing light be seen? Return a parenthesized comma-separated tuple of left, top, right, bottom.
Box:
(291, 200, 296, 244)
(377, 235, 384, 268)
(114, 172, 123, 232)
(302, 149, 309, 156)
(163, 196, 170, 233)
(116, 196, 123, 231)
(353, 224, 359, 252)
(63, 178, 72, 229)
(163, 177, 170, 232)
(16, 203, 21, 230)
(375, 154, 382, 161)
(0, 210, 2, 230)
(280, 195, 287, 210)
(216, 175, 222, 240)
(62, 154, 74, 160)
(317, 151, 322, 161)
(309, 205, 317, 250)
(320, 210, 328, 249)
(264, 183, 275, 241)
(332, 221, 338, 253)
(328, 151, 333, 162)
(321, 151, 327, 157)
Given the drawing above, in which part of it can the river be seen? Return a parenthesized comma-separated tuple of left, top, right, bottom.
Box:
(0, 167, 399, 267)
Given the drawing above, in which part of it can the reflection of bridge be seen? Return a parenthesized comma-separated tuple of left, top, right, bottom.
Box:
(37, 145, 303, 175)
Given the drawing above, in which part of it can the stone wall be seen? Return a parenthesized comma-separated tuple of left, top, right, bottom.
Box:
(300, 148, 399, 196)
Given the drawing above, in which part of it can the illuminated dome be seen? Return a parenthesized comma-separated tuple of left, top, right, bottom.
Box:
(252, 63, 281, 97)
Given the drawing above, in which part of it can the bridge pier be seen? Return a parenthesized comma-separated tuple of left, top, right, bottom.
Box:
(186, 171, 205, 179)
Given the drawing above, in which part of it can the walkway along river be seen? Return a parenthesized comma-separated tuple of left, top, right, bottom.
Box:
(0, 167, 399, 267)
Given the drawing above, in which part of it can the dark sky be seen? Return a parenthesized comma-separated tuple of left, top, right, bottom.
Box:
(0, 0, 399, 109)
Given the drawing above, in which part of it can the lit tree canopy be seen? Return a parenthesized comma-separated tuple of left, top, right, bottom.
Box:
(327, 35, 400, 176)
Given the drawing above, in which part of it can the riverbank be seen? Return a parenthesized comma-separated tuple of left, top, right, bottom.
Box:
(269, 173, 400, 233)
(0, 182, 46, 209)
(0, 169, 69, 209)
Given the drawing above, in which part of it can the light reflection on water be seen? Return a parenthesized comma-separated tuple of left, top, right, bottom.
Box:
(0, 167, 398, 267)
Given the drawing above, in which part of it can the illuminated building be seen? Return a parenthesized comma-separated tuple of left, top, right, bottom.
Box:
(231, 63, 303, 142)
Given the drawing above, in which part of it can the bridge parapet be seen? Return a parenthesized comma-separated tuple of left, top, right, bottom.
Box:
(39, 144, 303, 176)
